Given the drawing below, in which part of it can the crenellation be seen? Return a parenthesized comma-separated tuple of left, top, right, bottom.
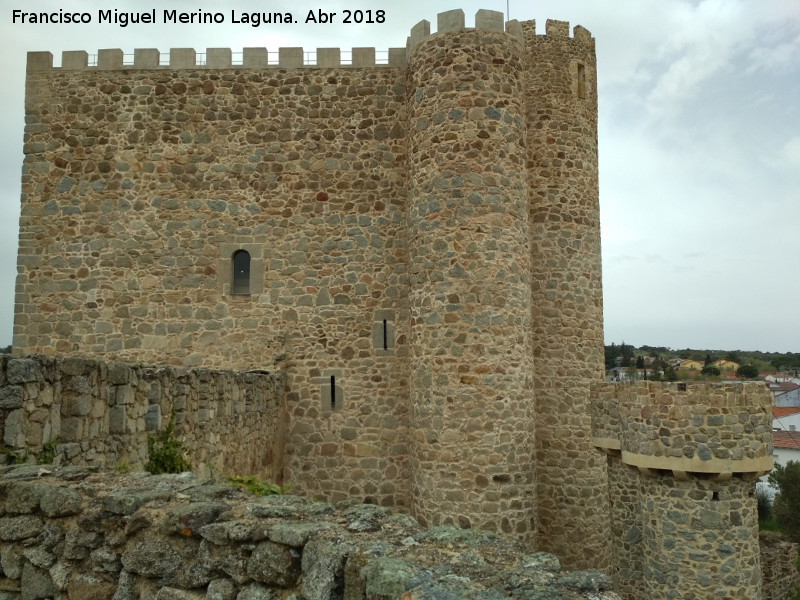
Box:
(206, 47, 232, 68)
(351, 47, 376, 68)
(437, 8, 465, 33)
(60, 50, 87, 70)
(316, 47, 340, 68)
(278, 47, 303, 68)
(573, 25, 594, 45)
(408, 19, 431, 50)
(97, 48, 123, 70)
(506, 19, 525, 41)
(476, 9, 505, 32)
(242, 46, 268, 67)
(388, 47, 407, 67)
(545, 19, 571, 37)
(25, 51, 53, 71)
(133, 47, 159, 68)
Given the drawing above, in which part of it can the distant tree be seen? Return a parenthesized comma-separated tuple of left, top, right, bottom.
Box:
(619, 341, 635, 368)
(703, 353, 713, 367)
(604, 343, 618, 371)
(648, 355, 667, 381)
(736, 364, 759, 379)
(700, 365, 720, 377)
(0, 345, 10, 354)
(635, 356, 645, 369)
(726, 351, 741, 363)
(640, 345, 669, 358)
(664, 364, 679, 382)
(769, 461, 800, 544)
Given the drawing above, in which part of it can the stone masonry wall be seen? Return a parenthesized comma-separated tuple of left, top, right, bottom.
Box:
(640, 473, 762, 599)
(760, 531, 800, 600)
(616, 381, 773, 474)
(405, 13, 536, 542)
(0, 465, 622, 600)
(523, 20, 610, 570)
(19, 40, 412, 510)
(605, 456, 643, 600)
(0, 354, 286, 481)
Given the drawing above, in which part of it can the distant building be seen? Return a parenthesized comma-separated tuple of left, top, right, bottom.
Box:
(679, 359, 704, 371)
(712, 359, 739, 372)
(772, 407, 800, 431)
(771, 382, 800, 406)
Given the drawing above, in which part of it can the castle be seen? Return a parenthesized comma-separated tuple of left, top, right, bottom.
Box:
(13, 9, 776, 598)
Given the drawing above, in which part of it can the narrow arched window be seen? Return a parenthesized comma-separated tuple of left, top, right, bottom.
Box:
(232, 250, 251, 294)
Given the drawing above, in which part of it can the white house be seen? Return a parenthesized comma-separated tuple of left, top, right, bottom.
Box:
(759, 429, 800, 500)
(772, 407, 800, 431)
(775, 385, 800, 407)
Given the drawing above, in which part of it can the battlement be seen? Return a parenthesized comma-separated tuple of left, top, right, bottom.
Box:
(407, 9, 593, 51)
(26, 9, 594, 72)
(592, 381, 773, 477)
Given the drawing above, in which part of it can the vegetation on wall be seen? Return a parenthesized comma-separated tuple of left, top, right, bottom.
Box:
(145, 412, 191, 475)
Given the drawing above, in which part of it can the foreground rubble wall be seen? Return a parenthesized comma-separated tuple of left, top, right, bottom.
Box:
(0, 466, 621, 599)
(760, 531, 800, 600)
(0, 355, 286, 481)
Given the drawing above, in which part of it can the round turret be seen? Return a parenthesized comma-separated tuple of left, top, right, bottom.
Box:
(522, 19, 609, 569)
(405, 9, 536, 540)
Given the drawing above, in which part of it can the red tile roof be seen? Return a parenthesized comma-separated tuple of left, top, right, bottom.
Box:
(774, 430, 800, 450)
(773, 407, 800, 419)
(771, 382, 800, 393)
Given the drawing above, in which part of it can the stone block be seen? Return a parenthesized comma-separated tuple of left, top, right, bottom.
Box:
(108, 364, 131, 385)
(26, 52, 53, 71)
(352, 48, 375, 67)
(243, 47, 268, 67)
(247, 541, 299, 586)
(68, 394, 92, 417)
(476, 9, 504, 32)
(115, 385, 135, 406)
(0, 515, 44, 541)
(437, 9, 464, 33)
(388, 48, 407, 67)
(7, 358, 41, 384)
(97, 49, 123, 70)
(279, 48, 303, 68)
(408, 20, 431, 50)
(61, 51, 88, 70)
(546, 19, 570, 37)
(170, 49, 196, 68)
(59, 417, 82, 443)
(317, 48, 340, 68)
(60, 358, 93, 377)
(0, 386, 23, 409)
(205, 48, 231, 68)
(133, 49, 160, 69)
(3, 409, 25, 448)
(145, 404, 161, 431)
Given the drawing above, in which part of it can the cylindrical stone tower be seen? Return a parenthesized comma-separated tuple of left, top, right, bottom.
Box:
(406, 10, 536, 541)
(523, 20, 610, 568)
(618, 382, 773, 599)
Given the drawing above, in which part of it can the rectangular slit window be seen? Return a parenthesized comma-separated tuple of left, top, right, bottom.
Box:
(577, 63, 586, 99)
(383, 320, 388, 351)
(330, 375, 336, 410)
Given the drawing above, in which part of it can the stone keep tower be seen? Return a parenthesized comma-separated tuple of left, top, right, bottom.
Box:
(15, 9, 609, 568)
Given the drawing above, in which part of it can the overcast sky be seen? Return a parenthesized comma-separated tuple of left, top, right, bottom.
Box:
(1, 0, 798, 352)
